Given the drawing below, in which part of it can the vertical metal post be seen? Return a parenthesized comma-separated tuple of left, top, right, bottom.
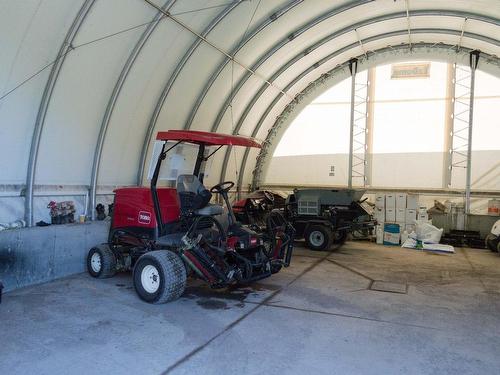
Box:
(347, 59, 357, 189)
(347, 59, 369, 187)
(442, 63, 455, 188)
(465, 50, 480, 215)
(365, 67, 376, 187)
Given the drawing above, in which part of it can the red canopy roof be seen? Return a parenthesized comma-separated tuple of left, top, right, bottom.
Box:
(156, 130, 261, 148)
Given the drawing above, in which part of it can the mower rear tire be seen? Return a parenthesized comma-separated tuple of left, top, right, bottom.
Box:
(305, 225, 333, 251)
(333, 230, 348, 244)
(87, 245, 117, 278)
(330, 230, 348, 251)
(133, 250, 187, 304)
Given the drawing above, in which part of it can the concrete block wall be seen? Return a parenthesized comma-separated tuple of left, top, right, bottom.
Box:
(0, 221, 110, 292)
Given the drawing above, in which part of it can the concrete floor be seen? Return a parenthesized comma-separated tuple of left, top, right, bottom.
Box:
(1, 242, 500, 374)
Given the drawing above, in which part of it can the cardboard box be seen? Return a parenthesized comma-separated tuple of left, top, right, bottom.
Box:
(407, 194, 419, 209)
(385, 193, 396, 208)
(373, 207, 385, 223)
(405, 208, 416, 223)
(375, 193, 385, 208)
(396, 208, 406, 222)
(418, 213, 429, 221)
(385, 208, 396, 222)
(396, 193, 407, 209)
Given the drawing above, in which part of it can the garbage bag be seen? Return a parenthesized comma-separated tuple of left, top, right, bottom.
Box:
(415, 220, 443, 244)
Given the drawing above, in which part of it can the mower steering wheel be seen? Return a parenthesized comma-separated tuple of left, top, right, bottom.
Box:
(210, 181, 235, 194)
(263, 190, 275, 202)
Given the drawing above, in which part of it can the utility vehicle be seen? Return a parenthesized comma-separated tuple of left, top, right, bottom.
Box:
(285, 189, 374, 251)
(86, 130, 294, 304)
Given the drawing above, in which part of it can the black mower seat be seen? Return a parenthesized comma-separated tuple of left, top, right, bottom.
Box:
(177, 174, 223, 216)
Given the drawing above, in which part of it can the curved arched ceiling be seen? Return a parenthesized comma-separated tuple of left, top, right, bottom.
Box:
(0, 0, 499, 224)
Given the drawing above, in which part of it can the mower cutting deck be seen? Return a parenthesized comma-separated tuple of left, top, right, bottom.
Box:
(87, 130, 294, 304)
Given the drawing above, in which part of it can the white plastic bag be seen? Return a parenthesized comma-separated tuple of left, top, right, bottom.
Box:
(415, 220, 443, 244)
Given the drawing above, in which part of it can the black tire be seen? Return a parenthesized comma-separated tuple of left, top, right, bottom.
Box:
(87, 245, 117, 278)
(270, 263, 282, 274)
(485, 234, 498, 252)
(305, 225, 333, 251)
(133, 250, 187, 304)
(332, 230, 348, 244)
(329, 230, 348, 251)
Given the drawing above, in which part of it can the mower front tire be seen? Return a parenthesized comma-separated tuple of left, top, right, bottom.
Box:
(305, 225, 333, 251)
(133, 250, 187, 304)
(87, 245, 117, 278)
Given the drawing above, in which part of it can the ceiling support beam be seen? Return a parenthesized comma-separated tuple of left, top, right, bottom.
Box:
(143, 0, 291, 99)
(88, 0, 176, 220)
(138, 0, 302, 183)
(184, 0, 373, 131)
(24, 0, 95, 227)
(184, 0, 304, 131)
(136, 1, 243, 184)
(136, 0, 242, 184)
(205, 0, 373, 134)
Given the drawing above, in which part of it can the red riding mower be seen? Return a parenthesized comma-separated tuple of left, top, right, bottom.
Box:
(87, 130, 294, 304)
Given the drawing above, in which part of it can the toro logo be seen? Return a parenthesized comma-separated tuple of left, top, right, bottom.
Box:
(138, 211, 152, 225)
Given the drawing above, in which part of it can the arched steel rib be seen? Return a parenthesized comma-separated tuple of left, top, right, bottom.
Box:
(25, 0, 95, 226)
(89, 0, 176, 220)
(136, 0, 251, 183)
